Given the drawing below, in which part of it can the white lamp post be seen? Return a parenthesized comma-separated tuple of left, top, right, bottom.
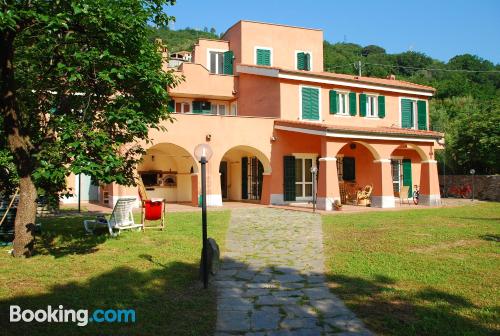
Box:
(194, 144, 213, 289)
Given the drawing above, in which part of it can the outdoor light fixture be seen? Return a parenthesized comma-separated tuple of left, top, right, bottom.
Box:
(310, 166, 318, 212)
(470, 169, 476, 202)
(194, 143, 213, 289)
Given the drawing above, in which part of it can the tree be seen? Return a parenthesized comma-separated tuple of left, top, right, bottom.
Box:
(1, 0, 179, 257)
(361, 45, 385, 57)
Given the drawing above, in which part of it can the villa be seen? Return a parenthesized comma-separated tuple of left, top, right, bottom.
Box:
(67, 20, 444, 210)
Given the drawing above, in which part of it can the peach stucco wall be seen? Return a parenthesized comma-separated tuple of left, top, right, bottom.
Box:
(224, 21, 324, 72)
(238, 73, 281, 118)
(279, 80, 430, 128)
(170, 63, 235, 100)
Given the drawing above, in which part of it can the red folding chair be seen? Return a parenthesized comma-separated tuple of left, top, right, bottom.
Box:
(137, 178, 166, 231)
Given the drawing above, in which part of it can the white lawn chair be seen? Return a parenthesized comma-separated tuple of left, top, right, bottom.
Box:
(83, 198, 142, 236)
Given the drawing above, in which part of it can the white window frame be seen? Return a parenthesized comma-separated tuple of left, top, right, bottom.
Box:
(337, 91, 349, 116)
(210, 103, 227, 115)
(365, 94, 378, 118)
(292, 154, 318, 201)
(398, 97, 420, 129)
(175, 101, 191, 114)
(298, 85, 322, 122)
(254, 46, 273, 66)
(230, 102, 238, 116)
(295, 50, 313, 71)
(391, 158, 403, 194)
(206, 48, 227, 74)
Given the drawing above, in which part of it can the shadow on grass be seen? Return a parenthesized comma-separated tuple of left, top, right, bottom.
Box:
(327, 273, 497, 336)
(35, 215, 111, 258)
(0, 258, 216, 336)
(479, 234, 500, 242)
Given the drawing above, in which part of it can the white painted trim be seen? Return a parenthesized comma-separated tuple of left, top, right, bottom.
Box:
(206, 194, 223, 206)
(236, 64, 434, 96)
(270, 193, 285, 205)
(319, 157, 337, 161)
(274, 125, 440, 144)
(280, 73, 434, 96)
(292, 153, 319, 159)
(419, 194, 441, 206)
(373, 159, 391, 163)
(336, 91, 350, 116)
(295, 50, 313, 71)
(317, 196, 340, 211)
(298, 84, 322, 122)
(371, 196, 396, 208)
(365, 94, 379, 118)
(254, 46, 273, 66)
(262, 172, 272, 176)
(421, 160, 438, 164)
(206, 48, 227, 74)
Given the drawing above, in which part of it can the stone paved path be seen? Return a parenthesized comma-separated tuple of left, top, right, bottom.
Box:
(215, 208, 373, 336)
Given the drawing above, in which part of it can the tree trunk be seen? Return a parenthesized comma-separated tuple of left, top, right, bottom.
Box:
(12, 176, 37, 257)
(1, 30, 37, 257)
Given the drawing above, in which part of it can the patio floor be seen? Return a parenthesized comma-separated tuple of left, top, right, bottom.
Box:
(58, 198, 479, 216)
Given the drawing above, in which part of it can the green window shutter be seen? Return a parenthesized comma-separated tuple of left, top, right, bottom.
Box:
(378, 95, 386, 118)
(402, 159, 412, 196)
(256, 49, 271, 66)
(297, 52, 305, 70)
(304, 53, 311, 71)
(167, 99, 175, 112)
(329, 90, 338, 114)
(302, 87, 319, 120)
(241, 157, 248, 199)
(359, 94, 367, 117)
(417, 100, 427, 130)
(192, 101, 201, 114)
(349, 92, 357, 116)
(283, 156, 296, 201)
(223, 50, 233, 75)
(301, 87, 311, 119)
(343, 157, 356, 181)
(401, 99, 413, 128)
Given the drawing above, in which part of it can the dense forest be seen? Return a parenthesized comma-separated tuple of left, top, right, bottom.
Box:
(152, 28, 500, 175)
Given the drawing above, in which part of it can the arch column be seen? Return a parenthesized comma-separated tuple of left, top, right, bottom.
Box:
(371, 159, 395, 208)
(317, 140, 343, 211)
(419, 160, 441, 206)
(260, 173, 271, 205)
(206, 159, 223, 206)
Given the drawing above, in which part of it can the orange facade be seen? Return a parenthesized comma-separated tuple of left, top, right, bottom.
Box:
(97, 20, 443, 210)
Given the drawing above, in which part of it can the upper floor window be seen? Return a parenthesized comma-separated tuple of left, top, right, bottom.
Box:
(208, 50, 234, 75)
(255, 47, 272, 66)
(401, 98, 427, 130)
(301, 86, 320, 121)
(366, 95, 378, 117)
(359, 94, 386, 119)
(175, 102, 191, 114)
(329, 90, 356, 116)
(211, 103, 226, 115)
(296, 51, 311, 71)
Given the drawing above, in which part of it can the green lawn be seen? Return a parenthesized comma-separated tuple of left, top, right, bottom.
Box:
(322, 202, 500, 336)
(0, 210, 230, 336)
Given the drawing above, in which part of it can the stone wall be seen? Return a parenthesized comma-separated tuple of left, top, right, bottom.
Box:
(439, 175, 500, 201)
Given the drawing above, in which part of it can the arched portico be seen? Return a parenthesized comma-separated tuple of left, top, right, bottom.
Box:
(218, 145, 272, 204)
(137, 143, 199, 205)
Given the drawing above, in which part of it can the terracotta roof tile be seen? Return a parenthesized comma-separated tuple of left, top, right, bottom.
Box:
(274, 119, 444, 139)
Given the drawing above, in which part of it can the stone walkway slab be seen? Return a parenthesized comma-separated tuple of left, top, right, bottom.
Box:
(214, 208, 372, 336)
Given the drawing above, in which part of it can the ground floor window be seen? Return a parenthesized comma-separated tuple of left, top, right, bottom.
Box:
(391, 159, 402, 194)
(295, 158, 314, 199)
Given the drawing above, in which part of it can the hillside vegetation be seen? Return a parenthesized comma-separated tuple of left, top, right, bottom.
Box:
(152, 28, 499, 175)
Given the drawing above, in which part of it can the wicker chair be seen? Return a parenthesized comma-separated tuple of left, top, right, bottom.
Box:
(356, 184, 373, 206)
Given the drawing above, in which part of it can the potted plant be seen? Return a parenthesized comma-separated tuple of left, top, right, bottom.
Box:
(334, 200, 343, 211)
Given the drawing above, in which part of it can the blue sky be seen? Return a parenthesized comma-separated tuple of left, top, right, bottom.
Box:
(166, 0, 500, 63)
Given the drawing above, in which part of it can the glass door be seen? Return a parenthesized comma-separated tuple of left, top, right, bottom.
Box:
(295, 158, 314, 200)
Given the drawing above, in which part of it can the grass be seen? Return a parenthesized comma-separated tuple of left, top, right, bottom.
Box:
(322, 202, 500, 336)
(0, 210, 230, 336)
